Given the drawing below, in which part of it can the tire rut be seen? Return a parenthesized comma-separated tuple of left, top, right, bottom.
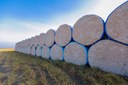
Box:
(44, 69, 57, 85)
(52, 62, 84, 85)
(30, 64, 57, 85)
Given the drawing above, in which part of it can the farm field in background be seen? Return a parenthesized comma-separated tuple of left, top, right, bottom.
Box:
(0, 48, 14, 52)
(0, 48, 128, 85)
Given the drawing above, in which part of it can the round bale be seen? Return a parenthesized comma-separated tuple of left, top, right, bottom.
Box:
(50, 44, 63, 60)
(55, 24, 72, 46)
(106, 1, 128, 44)
(64, 42, 87, 65)
(36, 46, 41, 57)
(30, 37, 34, 47)
(73, 15, 104, 46)
(39, 33, 46, 47)
(34, 35, 40, 47)
(45, 29, 55, 47)
(88, 40, 128, 76)
(31, 46, 36, 56)
(42, 45, 50, 59)
(26, 47, 31, 55)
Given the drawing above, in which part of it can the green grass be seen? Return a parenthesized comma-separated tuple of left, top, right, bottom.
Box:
(0, 50, 128, 85)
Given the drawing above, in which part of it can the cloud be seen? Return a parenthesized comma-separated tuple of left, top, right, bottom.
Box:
(48, 0, 126, 26)
(0, 19, 58, 43)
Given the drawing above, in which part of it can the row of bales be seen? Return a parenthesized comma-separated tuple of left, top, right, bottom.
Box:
(15, 1, 128, 76)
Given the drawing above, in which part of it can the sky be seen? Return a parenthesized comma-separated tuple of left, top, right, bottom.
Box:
(0, 0, 127, 48)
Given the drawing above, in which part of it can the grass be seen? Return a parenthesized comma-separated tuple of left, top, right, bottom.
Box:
(0, 48, 128, 85)
(0, 48, 14, 52)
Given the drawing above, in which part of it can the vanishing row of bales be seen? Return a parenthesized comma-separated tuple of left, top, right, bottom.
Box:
(15, 1, 128, 76)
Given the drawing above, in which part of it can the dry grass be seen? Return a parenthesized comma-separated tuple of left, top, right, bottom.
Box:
(0, 49, 128, 85)
(0, 48, 14, 52)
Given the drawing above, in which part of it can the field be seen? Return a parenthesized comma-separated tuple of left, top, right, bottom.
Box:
(0, 48, 14, 52)
(0, 48, 128, 85)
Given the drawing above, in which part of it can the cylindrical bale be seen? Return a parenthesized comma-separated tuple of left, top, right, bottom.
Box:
(45, 29, 55, 47)
(30, 37, 34, 47)
(26, 38, 31, 55)
(55, 24, 72, 46)
(73, 15, 104, 46)
(24, 39, 28, 54)
(88, 40, 128, 76)
(34, 35, 40, 47)
(26, 47, 31, 55)
(36, 46, 41, 57)
(106, 1, 128, 45)
(27, 38, 31, 47)
(25, 39, 28, 47)
(64, 42, 87, 65)
(39, 33, 46, 47)
(42, 45, 50, 59)
(31, 46, 36, 56)
(50, 44, 63, 60)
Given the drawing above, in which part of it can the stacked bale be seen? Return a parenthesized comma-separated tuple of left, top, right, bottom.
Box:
(64, 42, 87, 65)
(39, 33, 46, 47)
(33, 35, 42, 56)
(42, 45, 50, 59)
(26, 38, 31, 55)
(21, 40, 26, 53)
(23, 39, 26, 54)
(106, 1, 128, 45)
(50, 24, 72, 61)
(73, 15, 104, 46)
(45, 29, 55, 47)
(88, 40, 128, 76)
(34, 35, 40, 47)
(36, 46, 41, 57)
(55, 24, 72, 46)
(30, 37, 34, 47)
(24, 39, 28, 54)
(50, 44, 63, 60)
(31, 46, 36, 56)
(35, 33, 46, 57)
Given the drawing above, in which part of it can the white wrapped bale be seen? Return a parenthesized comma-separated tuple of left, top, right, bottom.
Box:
(34, 35, 40, 47)
(36, 46, 41, 57)
(26, 47, 31, 55)
(45, 29, 55, 47)
(27, 38, 31, 47)
(31, 46, 36, 56)
(30, 37, 34, 47)
(88, 40, 128, 76)
(24, 39, 30, 54)
(55, 24, 72, 46)
(106, 1, 128, 45)
(27, 38, 31, 55)
(50, 44, 63, 60)
(73, 15, 104, 46)
(64, 42, 87, 65)
(42, 45, 50, 59)
(39, 33, 46, 47)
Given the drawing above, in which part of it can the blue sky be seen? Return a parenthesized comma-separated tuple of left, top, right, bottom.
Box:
(0, 0, 126, 48)
(0, 0, 87, 22)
